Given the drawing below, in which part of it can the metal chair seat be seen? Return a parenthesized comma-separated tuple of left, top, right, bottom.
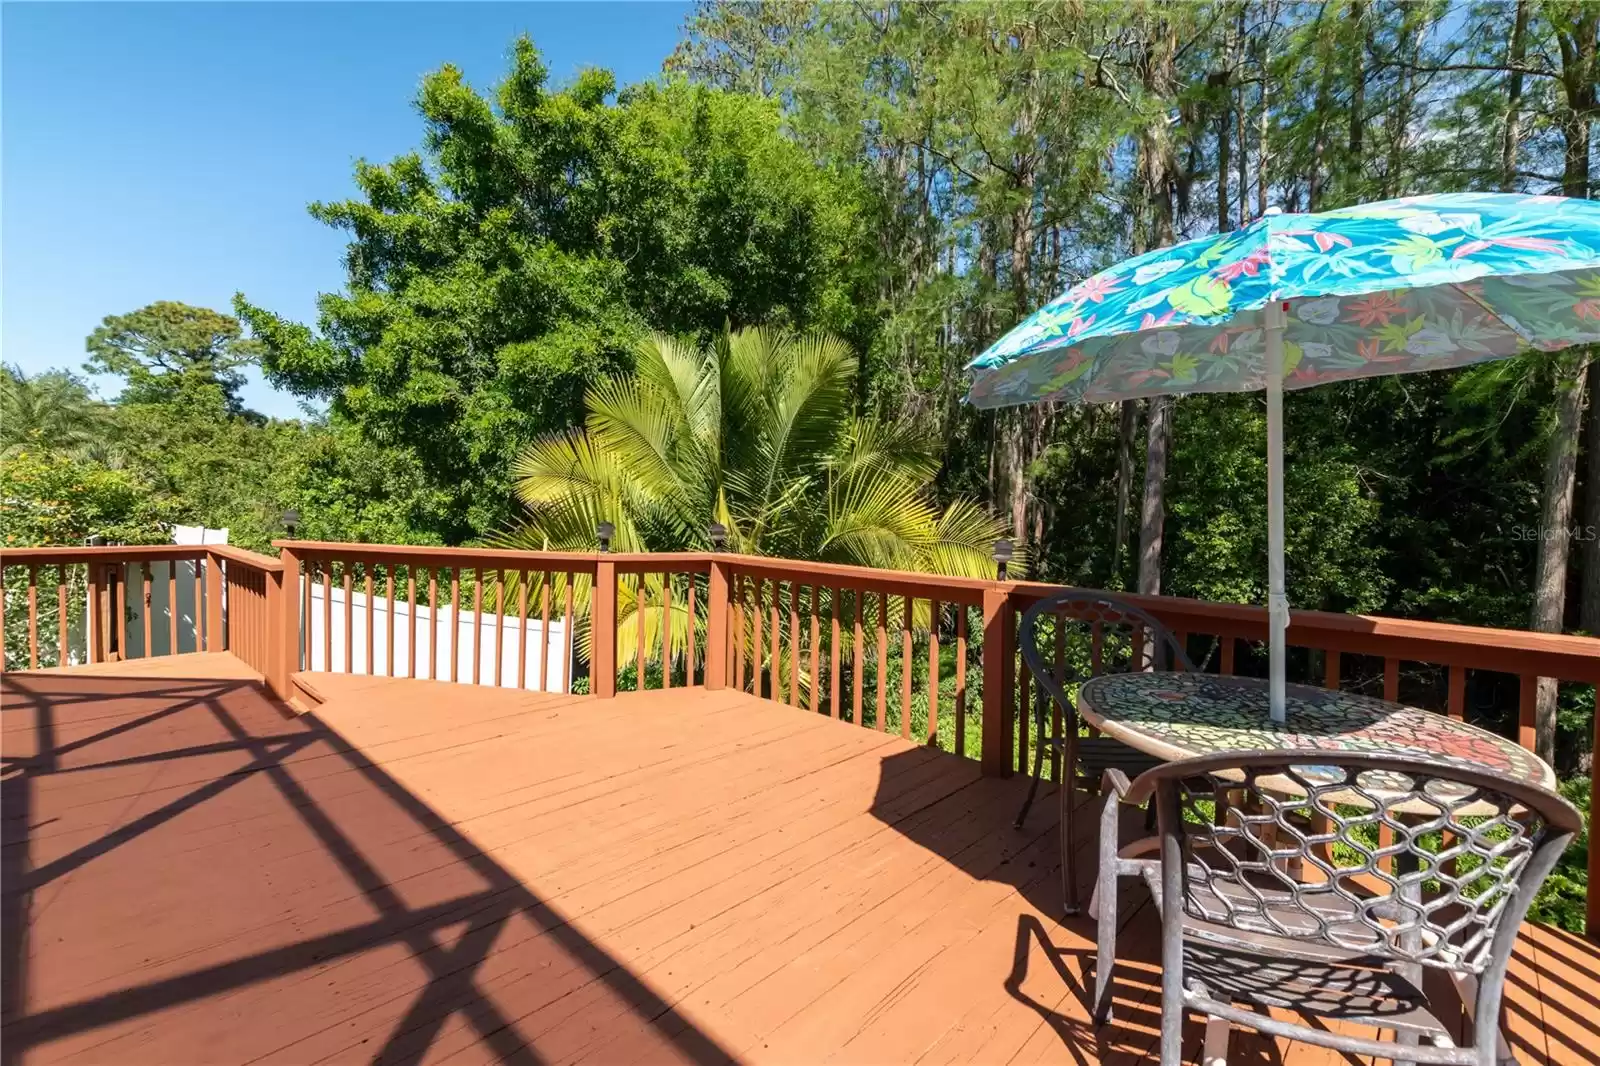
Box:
(1180, 941, 1448, 1036)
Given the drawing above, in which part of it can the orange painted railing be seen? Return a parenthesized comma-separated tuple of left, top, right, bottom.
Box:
(8, 539, 1599, 936)
(0, 543, 285, 680)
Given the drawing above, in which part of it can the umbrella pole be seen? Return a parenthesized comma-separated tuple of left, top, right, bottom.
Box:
(1264, 301, 1289, 723)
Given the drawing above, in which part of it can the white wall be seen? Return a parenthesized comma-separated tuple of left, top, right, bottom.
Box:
(302, 579, 570, 691)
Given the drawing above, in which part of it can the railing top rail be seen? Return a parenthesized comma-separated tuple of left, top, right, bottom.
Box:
(720, 553, 996, 603)
(1009, 581, 1600, 682)
(208, 544, 285, 572)
(0, 544, 209, 562)
(275, 540, 602, 570)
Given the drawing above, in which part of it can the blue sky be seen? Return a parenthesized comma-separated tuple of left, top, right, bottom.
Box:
(3, 1, 691, 418)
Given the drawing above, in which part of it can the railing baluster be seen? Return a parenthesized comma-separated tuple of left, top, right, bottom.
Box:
(733, 576, 746, 692)
(927, 599, 941, 747)
(142, 563, 153, 660)
(1446, 664, 1465, 719)
(809, 586, 821, 712)
(636, 578, 648, 691)
(751, 579, 764, 699)
(1017, 613, 1029, 774)
(852, 589, 864, 726)
(1517, 674, 1537, 752)
(1383, 657, 1399, 702)
(1052, 614, 1066, 782)
(380, 568, 393, 677)
(472, 570, 483, 685)
(27, 565, 39, 668)
(54, 564, 69, 667)
(769, 581, 782, 703)
(492, 570, 504, 687)
(788, 581, 801, 707)
(1220, 635, 1236, 675)
(561, 575, 574, 693)
(538, 572, 551, 692)
(517, 570, 529, 690)
(408, 570, 419, 680)
(686, 574, 698, 685)
(191, 559, 203, 654)
(450, 569, 460, 683)
(1324, 649, 1340, 690)
(955, 606, 968, 757)
(115, 563, 128, 661)
(429, 570, 440, 680)
(875, 591, 888, 732)
(343, 565, 355, 673)
(365, 568, 375, 674)
(828, 587, 841, 718)
(900, 595, 913, 739)
(661, 575, 673, 691)
(166, 561, 178, 655)
(321, 562, 333, 671)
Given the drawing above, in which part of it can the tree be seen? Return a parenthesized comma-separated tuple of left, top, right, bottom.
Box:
(499, 327, 1013, 661)
(85, 301, 257, 412)
(238, 36, 872, 544)
(0, 364, 108, 458)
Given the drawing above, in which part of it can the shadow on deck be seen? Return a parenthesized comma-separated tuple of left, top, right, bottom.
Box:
(2, 654, 1594, 1065)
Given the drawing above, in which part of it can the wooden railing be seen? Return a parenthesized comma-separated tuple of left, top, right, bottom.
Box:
(8, 539, 1599, 936)
(0, 543, 285, 678)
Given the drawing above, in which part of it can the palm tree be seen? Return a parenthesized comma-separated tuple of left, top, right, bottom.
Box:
(0, 364, 110, 459)
(498, 327, 1013, 670)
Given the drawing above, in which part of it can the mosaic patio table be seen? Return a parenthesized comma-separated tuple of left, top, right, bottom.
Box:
(1077, 672, 1554, 813)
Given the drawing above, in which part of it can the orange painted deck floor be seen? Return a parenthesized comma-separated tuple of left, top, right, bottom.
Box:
(3, 653, 1596, 1065)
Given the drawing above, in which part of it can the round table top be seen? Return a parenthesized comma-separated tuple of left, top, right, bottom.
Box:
(1077, 672, 1555, 792)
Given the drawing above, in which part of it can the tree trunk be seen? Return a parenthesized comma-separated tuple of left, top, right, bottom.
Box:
(1531, 353, 1591, 765)
(1347, 0, 1364, 191)
(1138, 396, 1174, 597)
(1500, 0, 1530, 191)
(1112, 399, 1139, 585)
(1582, 358, 1600, 633)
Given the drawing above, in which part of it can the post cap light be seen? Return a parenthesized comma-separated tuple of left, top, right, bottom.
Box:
(709, 521, 728, 551)
(992, 539, 1014, 580)
(597, 521, 615, 552)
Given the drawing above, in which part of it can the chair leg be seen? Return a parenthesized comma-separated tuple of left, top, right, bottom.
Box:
(1201, 1015, 1229, 1066)
(1013, 703, 1049, 828)
(1092, 793, 1120, 1025)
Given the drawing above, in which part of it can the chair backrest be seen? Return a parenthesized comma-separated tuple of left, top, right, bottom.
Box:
(1129, 750, 1582, 975)
(1018, 589, 1195, 714)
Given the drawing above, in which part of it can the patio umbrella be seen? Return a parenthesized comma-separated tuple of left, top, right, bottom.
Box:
(967, 192, 1600, 722)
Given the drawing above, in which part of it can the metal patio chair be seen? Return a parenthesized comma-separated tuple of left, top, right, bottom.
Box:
(1012, 589, 1195, 914)
(1092, 750, 1582, 1066)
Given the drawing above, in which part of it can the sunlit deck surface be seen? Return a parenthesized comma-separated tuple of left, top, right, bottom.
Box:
(3, 653, 1595, 1065)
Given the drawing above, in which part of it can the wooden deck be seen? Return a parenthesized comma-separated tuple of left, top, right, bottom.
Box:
(3, 653, 1596, 1065)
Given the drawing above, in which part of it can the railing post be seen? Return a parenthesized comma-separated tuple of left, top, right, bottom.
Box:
(1590, 687, 1600, 942)
(980, 583, 1015, 777)
(705, 557, 730, 691)
(205, 550, 225, 652)
(592, 556, 617, 698)
(273, 547, 300, 700)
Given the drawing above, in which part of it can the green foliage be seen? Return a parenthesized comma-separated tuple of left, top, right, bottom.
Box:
(86, 301, 259, 412)
(237, 37, 872, 544)
(1, 365, 110, 460)
(1528, 775, 1591, 932)
(0, 448, 175, 548)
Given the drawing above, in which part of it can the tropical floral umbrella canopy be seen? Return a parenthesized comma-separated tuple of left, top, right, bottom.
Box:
(966, 192, 1600, 721)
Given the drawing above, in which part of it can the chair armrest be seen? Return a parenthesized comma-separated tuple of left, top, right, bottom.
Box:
(1100, 767, 1133, 802)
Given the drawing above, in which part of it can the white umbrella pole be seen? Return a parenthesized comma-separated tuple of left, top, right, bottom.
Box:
(1264, 301, 1289, 724)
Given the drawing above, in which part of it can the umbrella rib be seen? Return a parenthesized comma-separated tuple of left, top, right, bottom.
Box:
(1447, 281, 1537, 346)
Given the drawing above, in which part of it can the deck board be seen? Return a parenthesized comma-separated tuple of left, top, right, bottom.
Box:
(3, 657, 1593, 1065)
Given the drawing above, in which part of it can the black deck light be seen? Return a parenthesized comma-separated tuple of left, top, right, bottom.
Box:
(597, 521, 615, 553)
(282, 509, 300, 537)
(709, 521, 728, 551)
(992, 539, 1014, 580)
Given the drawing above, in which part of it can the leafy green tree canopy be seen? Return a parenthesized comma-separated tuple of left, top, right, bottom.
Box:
(0, 364, 108, 459)
(86, 301, 258, 413)
(237, 36, 871, 543)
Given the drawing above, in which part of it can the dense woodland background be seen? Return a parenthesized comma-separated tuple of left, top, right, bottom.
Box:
(4, 1, 1596, 916)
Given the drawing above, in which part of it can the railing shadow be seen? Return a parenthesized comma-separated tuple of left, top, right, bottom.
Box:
(1, 671, 736, 1066)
